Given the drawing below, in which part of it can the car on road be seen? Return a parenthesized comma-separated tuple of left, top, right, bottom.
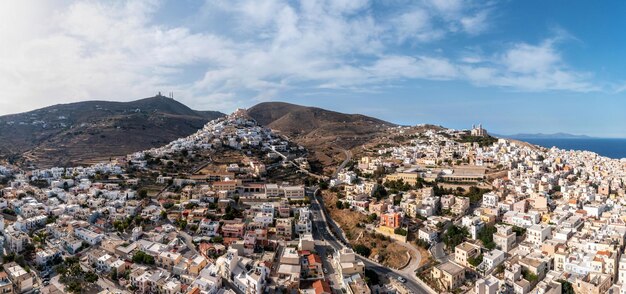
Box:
(42, 280, 50, 286)
(323, 268, 328, 274)
(397, 276, 407, 283)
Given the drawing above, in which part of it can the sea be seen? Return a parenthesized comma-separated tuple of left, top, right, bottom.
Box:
(519, 138, 626, 160)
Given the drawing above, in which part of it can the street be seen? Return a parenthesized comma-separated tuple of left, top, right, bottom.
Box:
(308, 187, 435, 294)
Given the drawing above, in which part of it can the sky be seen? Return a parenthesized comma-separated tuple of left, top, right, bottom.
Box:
(1, 0, 626, 137)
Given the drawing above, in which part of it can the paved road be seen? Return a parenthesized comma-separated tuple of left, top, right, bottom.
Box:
(270, 149, 328, 180)
(332, 149, 352, 179)
(394, 240, 422, 277)
(191, 156, 213, 174)
(430, 242, 448, 263)
(178, 230, 200, 255)
(309, 188, 435, 294)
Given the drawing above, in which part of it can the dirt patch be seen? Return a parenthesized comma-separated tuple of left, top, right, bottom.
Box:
(322, 190, 410, 268)
(415, 245, 431, 267)
(382, 242, 414, 269)
(323, 191, 367, 238)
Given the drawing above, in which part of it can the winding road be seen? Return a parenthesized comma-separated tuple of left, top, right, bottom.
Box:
(332, 149, 352, 178)
(308, 187, 435, 294)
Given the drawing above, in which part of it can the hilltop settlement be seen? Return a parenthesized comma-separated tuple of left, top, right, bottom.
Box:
(1, 109, 626, 294)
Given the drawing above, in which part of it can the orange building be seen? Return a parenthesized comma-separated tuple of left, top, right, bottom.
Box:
(380, 212, 401, 228)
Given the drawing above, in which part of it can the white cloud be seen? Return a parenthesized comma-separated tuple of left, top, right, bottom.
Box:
(461, 40, 598, 92)
(502, 41, 561, 74)
(0, 0, 600, 115)
(460, 10, 490, 35)
(393, 8, 439, 43)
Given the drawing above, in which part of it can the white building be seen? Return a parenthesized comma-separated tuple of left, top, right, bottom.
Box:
(482, 192, 499, 208)
(475, 276, 499, 294)
(418, 227, 439, 244)
(74, 227, 104, 245)
(480, 249, 506, 273)
(295, 207, 312, 235)
(526, 225, 552, 246)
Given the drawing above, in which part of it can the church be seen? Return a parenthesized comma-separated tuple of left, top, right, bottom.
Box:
(471, 124, 488, 137)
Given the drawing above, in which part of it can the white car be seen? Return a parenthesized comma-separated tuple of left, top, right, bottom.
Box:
(397, 276, 407, 283)
(323, 268, 328, 274)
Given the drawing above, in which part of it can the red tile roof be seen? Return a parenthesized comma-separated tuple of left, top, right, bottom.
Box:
(308, 254, 322, 265)
(312, 280, 331, 294)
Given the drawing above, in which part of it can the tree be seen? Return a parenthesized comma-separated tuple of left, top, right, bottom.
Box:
(442, 225, 468, 249)
(465, 186, 491, 204)
(477, 225, 497, 250)
(110, 268, 118, 280)
(512, 225, 526, 236)
(163, 201, 175, 209)
(522, 269, 538, 282)
(175, 219, 188, 230)
(138, 189, 148, 199)
(85, 271, 99, 283)
(414, 239, 430, 249)
(384, 179, 412, 192)
(468, 254, 483, 267)
(185, 202, 199, 209)
(3, 253, 15, 263)
(132, 251, 155, 265)
(364, 269, 380, 285)
(318, 181, 329, 190)
(353, 244, 371, 256)
(394, 228, 408, 236)
(335, 201, 344, 209)
(558, 279, 575, 294)
(372, 185, 388, 200)
(58, 256, 97, 293)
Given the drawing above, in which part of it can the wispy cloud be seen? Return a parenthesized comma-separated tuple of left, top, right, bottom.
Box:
(460, 38, 598, 92)
(0, 0, 601, 115)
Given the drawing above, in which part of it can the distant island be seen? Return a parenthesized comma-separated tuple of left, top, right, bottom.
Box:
(497, 132, 594, 139)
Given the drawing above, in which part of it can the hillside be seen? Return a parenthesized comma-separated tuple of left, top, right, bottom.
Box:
(247, 102, 395, 172)
(0, 95, 225, 168)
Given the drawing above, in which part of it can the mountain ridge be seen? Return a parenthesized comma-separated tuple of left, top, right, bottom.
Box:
(0, 95, 225, 167)
(247, 101, 396, 173)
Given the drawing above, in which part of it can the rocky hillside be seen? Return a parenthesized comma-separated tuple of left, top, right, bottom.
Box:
(0, 95, 225, 167)
(247, 102, 395, 172)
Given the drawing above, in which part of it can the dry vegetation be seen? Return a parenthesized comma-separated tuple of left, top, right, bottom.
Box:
(1, 96, 224, 168)
(322, 190, 411, 268)
(247, 102, 395, 176)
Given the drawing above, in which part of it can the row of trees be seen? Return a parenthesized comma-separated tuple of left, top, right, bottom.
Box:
(442, 224, 469, 249)
(58, 257, 99, 293)
(353, 244, 372, 256)
(132, 251, 155, 265)
(477, 225, 497, 250)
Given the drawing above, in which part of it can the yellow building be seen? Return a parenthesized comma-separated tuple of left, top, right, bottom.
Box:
(432, 261, 465, 290)
(454, 242, 481, 268)
(384, 172, 419, 185)
(189, 255, 209, 276)
(157, 251, 183, 270)
(573, 273, 612, 294)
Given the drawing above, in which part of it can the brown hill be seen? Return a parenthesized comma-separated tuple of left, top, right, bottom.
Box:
(0, 95, 225, 168)
(247, 102, 396, 173)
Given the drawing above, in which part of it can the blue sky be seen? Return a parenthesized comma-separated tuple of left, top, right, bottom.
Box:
(1, 0, 625, 137)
